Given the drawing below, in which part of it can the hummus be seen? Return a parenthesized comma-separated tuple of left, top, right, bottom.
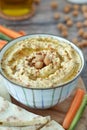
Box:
(1, 37, 82, 88)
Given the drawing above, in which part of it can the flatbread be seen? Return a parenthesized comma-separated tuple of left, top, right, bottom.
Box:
(0, 75, 11, 101)
(0, 125, 42, 130)
(0, 96, 50, 127)
(40, 120, 65, 130)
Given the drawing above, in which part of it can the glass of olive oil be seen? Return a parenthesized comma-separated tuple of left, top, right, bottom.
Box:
(0, 0, 34, 20)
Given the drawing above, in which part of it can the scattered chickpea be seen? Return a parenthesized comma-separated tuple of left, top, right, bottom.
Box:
(62, 25, 67, 31)
(81, 5, 87, 13)
(72, 38, 78, 44)
(44, 56, 51, 66)
(83, 20, 87, 27)
(57, 23, 64, 30)
(66, 19, 73, 27)
(35, 61, 44, 69)
(64, 6, 71, 13)
(73, 4, 80, 10)
(78, 28, 84, 37)
(78, 40, 87, 48)
(76, 22, 83, 28)
(54, 12, 60, 20)
(61, 31, 68, 37)
(64, 15, 71, 21)
(51, 1, 58, 9)
(83, 32, 87, 39)
(72, 10, 79, 17)
(83, 13, 87, 19)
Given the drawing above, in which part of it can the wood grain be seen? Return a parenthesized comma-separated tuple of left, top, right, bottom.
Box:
(11, 78, 87, 130)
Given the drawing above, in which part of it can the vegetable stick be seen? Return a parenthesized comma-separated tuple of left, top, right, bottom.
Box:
(62, 89, 85, 129)
(0, 25, 22, 38)
(68, 94, 87, 130)
(18, 30, 26, 36)
(0, 40, 7, 49)
(0, 33, 12, 42)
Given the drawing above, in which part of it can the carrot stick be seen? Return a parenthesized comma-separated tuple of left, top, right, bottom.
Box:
(0, 40, 7, 49)
(62, 88, 85, 129)
(18, 30, 26, 36)
(68, 94, 87, 130)
(0, 25, 22, 39)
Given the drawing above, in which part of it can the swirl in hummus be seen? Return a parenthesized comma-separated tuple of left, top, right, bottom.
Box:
(1, 37, 82, 88)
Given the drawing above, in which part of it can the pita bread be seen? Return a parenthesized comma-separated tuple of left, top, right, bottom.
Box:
(40, 120, 65, 130)
(0, 96, 50, 127)
(0, 75, 11, 101)
(0, 125, 42, 130)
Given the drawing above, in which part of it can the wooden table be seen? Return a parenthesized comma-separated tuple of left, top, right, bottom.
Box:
(0, 0, 87, 89)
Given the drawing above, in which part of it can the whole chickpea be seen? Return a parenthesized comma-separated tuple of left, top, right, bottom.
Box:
(44, 56, 51, 66)
(35, 54, 44, 61)
(35, 61, 44, 69)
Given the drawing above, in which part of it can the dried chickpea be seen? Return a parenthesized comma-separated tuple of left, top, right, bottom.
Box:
(78, 40, 87, 48)
(73, 4, 80, 10)
(66, 19, 73, 27)
(72, 38, 78, 44)
(64, 15, 71, 21)
(64, 6, 71, 13)
(35, 61, 44, 69)
(54, 12, 60, 20)
(51, 1, 58, 9)
(81, 5, 87, 13)
(61, 31, 68, 37)
(83, 20, 87, 27)
(57, 23, 64, 30)
(78, 28, 84, 37)
(72, 10, 79, 17)
(83, 32, 87, 39)
(76, 22, 83, 28)
(83, 13, 87, 19)
(62, 25, 67, 31)
(44, 56, 51, 66)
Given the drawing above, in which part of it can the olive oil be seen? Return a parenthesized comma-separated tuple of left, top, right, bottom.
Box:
(0, 0, 34, 19)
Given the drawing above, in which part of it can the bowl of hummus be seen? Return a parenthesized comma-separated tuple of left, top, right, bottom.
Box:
(0, 34, 84, 109)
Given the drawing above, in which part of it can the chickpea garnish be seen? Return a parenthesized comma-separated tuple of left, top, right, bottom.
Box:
(44, 56, 51, 66)
(35, 54, 44, 61)
(35, 61, 44, 69)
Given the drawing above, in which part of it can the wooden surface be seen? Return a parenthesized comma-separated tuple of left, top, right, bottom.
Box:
(11, 78, 87, 130)
(0, 0, 87, 88)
